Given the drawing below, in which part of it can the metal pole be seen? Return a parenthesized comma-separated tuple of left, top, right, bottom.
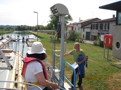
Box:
(37, 12, 38, 41)
(103, 45, 105, 58)
(59, 15, 65, 88)
(107, 48, 109, 61)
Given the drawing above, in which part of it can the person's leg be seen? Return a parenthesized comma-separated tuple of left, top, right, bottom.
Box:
(71, 68, 78, 88)
(71, 71, 74, 88)
(43, 87, 53, 90)
(78, 75, 82, 87)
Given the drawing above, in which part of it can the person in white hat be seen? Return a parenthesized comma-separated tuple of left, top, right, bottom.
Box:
(21, 41, 59, 90)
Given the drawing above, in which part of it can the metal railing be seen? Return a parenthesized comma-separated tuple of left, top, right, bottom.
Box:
(55, 54, 76, 90)
(0, 80, 42, 90)
(63, 61, 76, 90)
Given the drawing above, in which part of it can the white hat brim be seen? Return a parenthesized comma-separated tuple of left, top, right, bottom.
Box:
(27, 47, 46, 54)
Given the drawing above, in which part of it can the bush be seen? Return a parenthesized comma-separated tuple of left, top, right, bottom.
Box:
(68, 30, 81, 41)
(93, 40, 98, 46)
(98, 36, 104, 47)
(93, 36, 104, 47)
(47, 31, 55, 35)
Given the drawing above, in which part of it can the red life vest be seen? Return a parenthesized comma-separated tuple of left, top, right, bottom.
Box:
(21, 57, 48, 80)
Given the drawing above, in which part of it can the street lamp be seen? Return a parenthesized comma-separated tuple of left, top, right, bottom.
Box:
(34, 11, 38, 41)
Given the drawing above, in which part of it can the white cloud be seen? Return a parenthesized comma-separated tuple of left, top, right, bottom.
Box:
(0, 0, 118, 26)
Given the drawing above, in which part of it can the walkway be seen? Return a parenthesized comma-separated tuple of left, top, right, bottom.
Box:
(84, 40, 94, 44)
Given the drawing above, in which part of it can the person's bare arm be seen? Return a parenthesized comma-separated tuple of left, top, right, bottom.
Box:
(35, 72, 59, 89)
(77, 56, 87, 65)
(57, 52, 70, 57)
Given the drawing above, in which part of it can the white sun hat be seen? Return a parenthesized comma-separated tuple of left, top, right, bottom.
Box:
(27, 41, 46, 54)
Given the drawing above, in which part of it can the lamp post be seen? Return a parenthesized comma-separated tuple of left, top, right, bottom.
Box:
(34, 11, 38, 41)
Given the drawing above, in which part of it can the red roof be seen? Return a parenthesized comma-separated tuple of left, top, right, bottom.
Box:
(67, 22, 78, 27)
(93, 18, 116, 23)
(73, 18, 100, 24)
(84, 24, 91, 28)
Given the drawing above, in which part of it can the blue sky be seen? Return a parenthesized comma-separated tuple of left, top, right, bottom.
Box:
(0, 0, 120, 26)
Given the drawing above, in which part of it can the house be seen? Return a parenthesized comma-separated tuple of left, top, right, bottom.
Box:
(99, 1, 121, 59)
(65, 22, 77, 38)
(90, 17, 116, 40)
(82, 24, 91, 40)
(65, 18, 100, 40)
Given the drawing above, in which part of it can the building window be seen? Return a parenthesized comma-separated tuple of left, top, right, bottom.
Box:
(117, 11, 121, 25)
(93, 24, 95, 30)
(100, 23, 103, 30)
(83, 34, 84, 38)
(106, 23, 109, 30)
(83, 28, 85, 32)
(98, 24, 100, 30)
(103, 23, 106, 30)
(94, 24, 96, 30)
(96, 24, 98, 30)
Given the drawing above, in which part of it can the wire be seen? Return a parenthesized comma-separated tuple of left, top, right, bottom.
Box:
(52, 20, 60, 69)
(54, 17, 61, 69)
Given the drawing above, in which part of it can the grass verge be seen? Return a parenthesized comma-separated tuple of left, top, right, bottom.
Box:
(29, 31, 121, 90)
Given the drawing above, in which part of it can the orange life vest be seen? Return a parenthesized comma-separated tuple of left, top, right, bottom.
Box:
(21, 57, 48, 80)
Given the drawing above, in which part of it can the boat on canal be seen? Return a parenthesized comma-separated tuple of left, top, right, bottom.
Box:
(0, 33, 42, 90)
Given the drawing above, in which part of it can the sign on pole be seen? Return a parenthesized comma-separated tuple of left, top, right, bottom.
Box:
(101, 33, 106, 58)
(101, 33, 105, 42)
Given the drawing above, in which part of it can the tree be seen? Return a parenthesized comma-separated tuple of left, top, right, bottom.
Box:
(40, 26, 46, 30)
(68, 30, 81, 41)
(15, 25, 34, 30)
(49, 13, 73, 39)
(46, 23, 53, 30)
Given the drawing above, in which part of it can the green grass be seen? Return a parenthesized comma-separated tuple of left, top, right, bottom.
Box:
(0, 31, 14, 35)
(28, 31, 53, 38)
(29, 31, 121, 90)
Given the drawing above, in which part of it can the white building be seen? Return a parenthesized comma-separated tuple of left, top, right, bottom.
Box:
(91, 17, 116, 40)
(65, 18, 100, 40)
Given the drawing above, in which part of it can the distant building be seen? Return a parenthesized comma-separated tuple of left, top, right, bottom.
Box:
(65, 22, 77, 38)
(91, 17, 116, 40)
(99, 1, 121, 59)
(65, 18, 100, 40)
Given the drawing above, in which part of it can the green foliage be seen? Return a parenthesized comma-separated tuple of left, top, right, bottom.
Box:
(93, 36, 104, 47)
(49, 13, 73, 39)
(0, 31, 13, 35)
(28, 31, 52, 38)
(68, 30, 81, 41)
(40, 26, 46, 30)
(37, 32, 121, 90)
(0, 26, 15, 31)
(47, 31, 55, 35)
(93, 40, 98, 46)
(98, 36, 104, 47)
(46, 23, 54, 30)
(15, 25, 34, 30)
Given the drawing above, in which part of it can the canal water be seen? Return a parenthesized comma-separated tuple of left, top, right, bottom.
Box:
(0, 31, 37, 58)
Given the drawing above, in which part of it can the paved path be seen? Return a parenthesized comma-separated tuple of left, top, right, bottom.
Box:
(84, 40, 94, 44)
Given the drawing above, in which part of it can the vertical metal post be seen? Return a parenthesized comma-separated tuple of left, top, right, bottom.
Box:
(103, 45, 105, 58)
(59, 15, 65, 88)
(107, 48, 109, 61)
(37, 13, 38, 41)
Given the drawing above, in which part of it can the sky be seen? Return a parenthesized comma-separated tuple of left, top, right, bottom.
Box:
(0, 0, 120, 26)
